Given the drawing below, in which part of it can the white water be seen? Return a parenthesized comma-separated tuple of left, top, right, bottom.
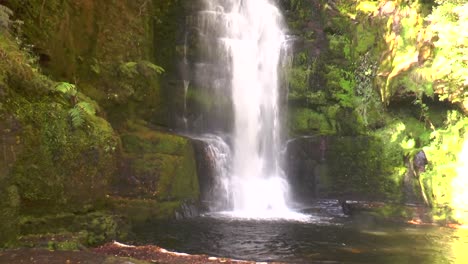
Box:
(199, 0, 293, 217)
(182, 80, 189, 130)
(195, 134, 232, 211)
(182, 33, 189, 131)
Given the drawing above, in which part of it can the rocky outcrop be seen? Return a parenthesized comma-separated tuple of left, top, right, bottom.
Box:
(285, 135, 405, 203)
(0, 2, 202, 246)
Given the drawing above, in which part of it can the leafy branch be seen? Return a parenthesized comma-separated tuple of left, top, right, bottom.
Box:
(55, 82, 96, 128)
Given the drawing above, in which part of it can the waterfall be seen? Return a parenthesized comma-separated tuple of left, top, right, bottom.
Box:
(182, 80, 189, 130)
(195, 135, 232, 211)
(197, 0, 294, 217)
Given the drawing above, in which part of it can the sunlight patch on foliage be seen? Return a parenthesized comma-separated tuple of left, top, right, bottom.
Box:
(427, 2, 468, 106)
(421, 111, 468, 221)
(452, 138, 468, 223)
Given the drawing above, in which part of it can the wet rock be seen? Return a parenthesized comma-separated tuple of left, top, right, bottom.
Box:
(339, 200, 353, 216)
(175, 200, 200, 219)
(413, 150, 428, 174)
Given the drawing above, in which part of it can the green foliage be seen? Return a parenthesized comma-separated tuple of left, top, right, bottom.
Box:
(18, 211, 127, 247)
(326, 65, 356, 108)
(54, 82, 97, 128)
(119, 61, 164, 79)
(55, 82, 77, 99)
(287, 66, 311, 96)
(145, 61, 165, 74)
(327, 136, 405, 200)
(355, 53, 382, 126)
(288, 0, 313, 20)
(426, 2, 468, 104)
(68, 107, 84, 128)
(421, 111, 468, 210)
(289, 107, 334, 135)
(355, 24, 376, 55)
(0, 184, 20, 247)
(328, 34, 352, 60)
(0, 4, 13, 31)
(76, 101, 95, 115)
(0, 31, 118, 216)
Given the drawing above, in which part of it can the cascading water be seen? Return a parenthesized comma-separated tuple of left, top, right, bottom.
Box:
(196, 0, 301, 218)
(195, 134, 232, 211)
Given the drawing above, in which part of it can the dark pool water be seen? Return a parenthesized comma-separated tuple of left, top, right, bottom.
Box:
(132, 200, 468, 263)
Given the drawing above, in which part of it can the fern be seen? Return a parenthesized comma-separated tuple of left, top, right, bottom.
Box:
(145, 62, 165, 74)
(119, 61, 165, 78)
(55, 82, 77, 99)
(68, 101, 96, 128)
(68, 107, 84, 128)
(76, 101, 95, 115)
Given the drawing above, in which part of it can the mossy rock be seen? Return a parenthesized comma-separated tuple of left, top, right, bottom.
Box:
(5, 0, 173, 127)
(104, 60, 166, 127)
(9, 97, 119, 214)
(17, 211, 129, 247)
(0, 31, 119, 218)
(108, 197, 183, 225)
(325, 136, 405, 200)
(117, 123, 199, 202)
(289, 107, 335, 135)
(0, 184, 20, 247)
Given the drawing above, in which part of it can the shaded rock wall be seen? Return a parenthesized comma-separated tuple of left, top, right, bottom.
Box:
(0, 0, 203, 247)
(286, 135, 406, 203)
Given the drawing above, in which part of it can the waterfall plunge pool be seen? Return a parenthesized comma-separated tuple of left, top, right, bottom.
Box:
(129, 200, 468, 263)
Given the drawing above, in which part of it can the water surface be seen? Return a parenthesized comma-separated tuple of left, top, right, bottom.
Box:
(133, 201, 468, 263)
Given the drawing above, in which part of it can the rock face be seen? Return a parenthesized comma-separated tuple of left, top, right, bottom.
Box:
(6, 0, 192, 128)
(0, 0, 202, 247)
(0, 31, 120, 246)
(115, 122, 200, 203)
(285, 135, 405, 203)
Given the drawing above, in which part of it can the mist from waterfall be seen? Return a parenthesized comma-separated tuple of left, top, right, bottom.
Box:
(197, 0, 297, 217)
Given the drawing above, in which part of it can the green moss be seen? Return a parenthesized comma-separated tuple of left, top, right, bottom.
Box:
(109, 197, 182, 224)
(420, 112, 468, 216)
(0, 184, 20, 247)
(121, 126, 187, 156)
(18, 211, 128, 247)
(355, 24, 376, 55)
(0, 31, 118, 220)
(289, 107, 334, 135)
(9, 94, 118, 214)
(152, 0, 186, 70)
(326, 136, 405, 200)
(328, 34, 352, 60)
(119, 122, 199, 203)
(187, 88, 216, 113)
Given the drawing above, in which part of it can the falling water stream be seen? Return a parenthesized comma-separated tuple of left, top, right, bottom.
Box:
(199, 0, 295, 218)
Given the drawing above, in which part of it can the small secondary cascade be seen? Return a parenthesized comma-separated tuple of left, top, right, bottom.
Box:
(197, 0, 293, 217)
(182, 33, 189, 131)
(196, 135, 232, 211)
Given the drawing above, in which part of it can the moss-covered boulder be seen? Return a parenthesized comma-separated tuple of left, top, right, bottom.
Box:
(286, 134, 406, 202)
(116, 121, 199, 202)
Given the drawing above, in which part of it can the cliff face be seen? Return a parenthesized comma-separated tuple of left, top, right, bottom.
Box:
(0, 0, 200, 247)
(6, 0, 192, 127)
